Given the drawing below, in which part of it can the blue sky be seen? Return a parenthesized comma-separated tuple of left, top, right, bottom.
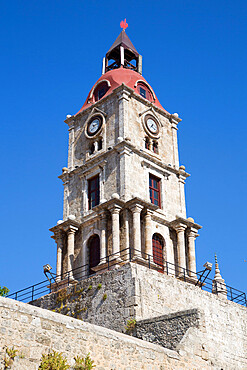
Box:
(1, 1, 247, 295)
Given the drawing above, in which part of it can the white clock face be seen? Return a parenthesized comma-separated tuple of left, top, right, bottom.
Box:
(146, 118, 158, 134)
(89, 118, 100, 133)
(87, 116, 102, 136)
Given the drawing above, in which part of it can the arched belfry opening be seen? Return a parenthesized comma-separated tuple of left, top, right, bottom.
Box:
(152, 233, 165, 272)
(88, 235, 100, 275)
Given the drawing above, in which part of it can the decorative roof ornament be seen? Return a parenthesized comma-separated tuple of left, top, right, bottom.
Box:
(212, 254, 227, 298)
(120, 19, 128, 31)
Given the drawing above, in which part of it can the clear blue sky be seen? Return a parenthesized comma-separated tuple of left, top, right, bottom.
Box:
(1, 1, 246, 294)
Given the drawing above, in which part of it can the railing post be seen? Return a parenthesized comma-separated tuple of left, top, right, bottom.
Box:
(230, 287, 233, 301)
(31, 286, 34, 301)
(67, 272, 69, 287)
(166, 261, 169, 275)
(107, 255, 109, 270)
(15, 292, 17, 300)
(129, 246, 132, 262)
(148, 254, 150, 269)
(183, 268, 186, 282)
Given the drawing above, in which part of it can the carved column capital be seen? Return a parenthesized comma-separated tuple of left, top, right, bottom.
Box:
(53, 230, 64, 244)
(144, 209, 153, 218)
(187, 227, 199, 239)
(173, 223, 187, 233)
(129, 204, 143, 214)
(64, 225, 78, 235)
(108, 204, 122, 215)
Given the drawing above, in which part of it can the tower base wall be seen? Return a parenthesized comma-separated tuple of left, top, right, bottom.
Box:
(20, 263, 247, 368)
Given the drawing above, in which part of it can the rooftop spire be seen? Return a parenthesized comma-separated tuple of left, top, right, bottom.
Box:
(102, 21, 142, 75)
(212, 254, 227, 298)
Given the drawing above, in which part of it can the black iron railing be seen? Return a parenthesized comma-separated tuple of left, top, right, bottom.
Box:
(6, 247, 247, 307)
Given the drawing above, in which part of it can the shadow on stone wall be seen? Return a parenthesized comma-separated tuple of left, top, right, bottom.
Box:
(133, 309, 201, 350)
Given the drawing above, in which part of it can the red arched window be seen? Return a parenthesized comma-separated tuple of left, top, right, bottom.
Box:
(93, 82, 109, 102)
(88, 235, 100, 275)
(152, 234, 164, 271)
(137, 82, 153, 102)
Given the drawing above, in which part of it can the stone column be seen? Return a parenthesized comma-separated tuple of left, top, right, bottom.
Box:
(54, 231, 64, 281)
(130, 204, 143, 258)
(123, 208, 130, 260)
(174, 224, 187, 275)
(144, 210, 153, 260)
(109, 205, 122, 260)
(66, 225, 78, 279)
(100, 212, 108, 264)
(187, 227, 198, 277)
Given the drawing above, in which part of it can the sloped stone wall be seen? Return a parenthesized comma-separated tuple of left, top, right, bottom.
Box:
(0, 296, 210, 369)
(135, 309, 201, 350)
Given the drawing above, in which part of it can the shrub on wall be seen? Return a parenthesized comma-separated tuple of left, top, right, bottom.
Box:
(39, 351, 69, 370)
(0, 286, 9, 297)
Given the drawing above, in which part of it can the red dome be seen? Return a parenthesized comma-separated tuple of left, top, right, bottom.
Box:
(75, 68, 168, 115)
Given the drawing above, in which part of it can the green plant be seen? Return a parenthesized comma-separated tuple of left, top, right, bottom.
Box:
(56, 288, 67, 304)
(39, 351, 69, 369)
(97, 283, 102, 289)
(74, 353, 95, 370)
(4, 346, 18, 369)
(88, 285, 92, 290)
(103, 293, 107, 301)
(0, 286, 9, 297)
(125, 318, 136, 334)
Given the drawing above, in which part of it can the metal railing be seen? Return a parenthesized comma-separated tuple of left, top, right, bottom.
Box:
(6, 247, 247, 307)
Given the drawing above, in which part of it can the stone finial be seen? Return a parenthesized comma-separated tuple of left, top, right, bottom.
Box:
(212, 254, 227, 298)
(187, 217, 194, 222)
(67, 215, 76, 221)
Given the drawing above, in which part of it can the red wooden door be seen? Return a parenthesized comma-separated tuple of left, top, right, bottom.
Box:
(152, 234, 164, 272)
(89, 235, 100, 275)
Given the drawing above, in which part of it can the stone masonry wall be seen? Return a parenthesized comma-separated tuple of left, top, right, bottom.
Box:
(0, 296, 210, 370)
(135, 309, 201, 350)
(131, 263, 247, 369)
(27, 263, 247, 369)
(31, 265, 136, 333)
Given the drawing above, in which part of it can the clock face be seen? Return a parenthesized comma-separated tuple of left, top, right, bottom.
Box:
(87, 116, 102, 136)
(145, 116, 159, 135)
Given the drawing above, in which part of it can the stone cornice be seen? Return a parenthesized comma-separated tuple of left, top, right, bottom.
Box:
(58, 140, 190, 181)
(169, 217, 202, 231)
(49, 219, 80, 234)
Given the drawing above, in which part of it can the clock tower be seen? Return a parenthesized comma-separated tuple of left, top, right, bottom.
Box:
(50, 25, 202, 284)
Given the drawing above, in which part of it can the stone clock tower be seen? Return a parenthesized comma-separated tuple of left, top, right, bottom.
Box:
(50, 27, 202, 283)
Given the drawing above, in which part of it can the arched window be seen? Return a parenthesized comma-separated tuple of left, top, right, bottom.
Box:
(93, 82, 109, 102)
(152, 233, 164, 271)
(88, 235, 100, 275)
(137, 82, 153, 102)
